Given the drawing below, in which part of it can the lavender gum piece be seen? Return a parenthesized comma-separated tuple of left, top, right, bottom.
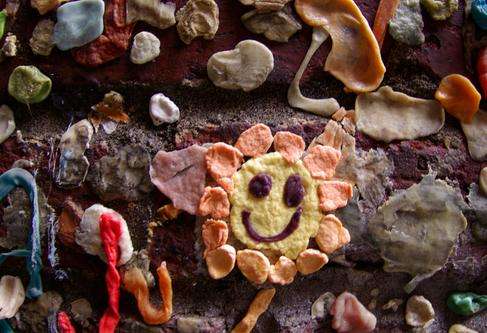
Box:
(284, 174, 304, 207)
(248, 173, 272, 198)
(242, 207, 303, 242)
(0, 168, 43, 299)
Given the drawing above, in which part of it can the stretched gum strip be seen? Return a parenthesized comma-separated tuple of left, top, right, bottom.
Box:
(123, 262, 173, 324)
(58, 311, 76, 333)
(99, 212, 123, 333)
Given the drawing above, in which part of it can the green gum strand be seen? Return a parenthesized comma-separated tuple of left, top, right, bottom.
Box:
(447, 292, 487, 316)
(8, 66, 52, 105)
(0, 10, 6, 39)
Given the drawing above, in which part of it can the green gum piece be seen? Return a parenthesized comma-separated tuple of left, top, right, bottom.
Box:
(0, 10, 6, 39)
(447, 292, 487, 316)
(8, 66, 52, 105)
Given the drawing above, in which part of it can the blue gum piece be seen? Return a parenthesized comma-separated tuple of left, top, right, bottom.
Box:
(473, 0, 487, 30)
(0, 168, 43, 299)
(53, 0, 105, 51)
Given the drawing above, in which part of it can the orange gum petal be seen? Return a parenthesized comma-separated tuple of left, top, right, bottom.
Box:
(205, 244, 236, 279)
(202, 219, 229, 252)
(296, 249, 329, 275)
(303, 145, 342, 180)
(273, 131, 306, 163)
(206, 142, 244, 180)
(198, 186, 230, 219)
(123, 262, 172, 325)
(268, 256, 297, 285)
(318, 181, 353, 212)
(435, 74, 481, 123)
(295, 0, 385, 93)
(315, 214, 350, 254)
(236, 249, 271, 284)
(235, 124, 273, 157)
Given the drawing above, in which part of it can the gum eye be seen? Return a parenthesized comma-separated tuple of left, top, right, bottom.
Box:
(284, 174, 304, 207)
(249, 173, 272, 198)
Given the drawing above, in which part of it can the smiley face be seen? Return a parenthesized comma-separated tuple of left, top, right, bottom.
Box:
(230, 152, 321, 259)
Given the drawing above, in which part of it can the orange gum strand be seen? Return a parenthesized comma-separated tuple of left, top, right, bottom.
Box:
(123, 262, 173, 325)
(372, 0, 400, 48)
(477, 47, 487, 98)
(231, 288, 276, 333)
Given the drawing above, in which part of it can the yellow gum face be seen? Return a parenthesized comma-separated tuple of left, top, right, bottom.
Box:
(230, 152, 321, 259)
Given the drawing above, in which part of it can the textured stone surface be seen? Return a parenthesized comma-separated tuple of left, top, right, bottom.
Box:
(89, 144, 153, 201)
(389, 0, 425, 45)
(0, 0, 486, 332)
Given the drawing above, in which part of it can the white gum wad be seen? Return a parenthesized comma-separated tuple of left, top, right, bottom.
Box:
(207, 40, 274, 92)
(355, 86, 445, 143)
(287, 27, 340, 116)
(0, 275, 25, 320)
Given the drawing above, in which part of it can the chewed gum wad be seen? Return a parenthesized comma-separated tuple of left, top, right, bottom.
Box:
(75, 204, 133, 266)
(53, 0, 105, 51)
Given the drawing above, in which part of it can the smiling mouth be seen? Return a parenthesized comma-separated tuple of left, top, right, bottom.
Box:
(241, 207, 303, 243)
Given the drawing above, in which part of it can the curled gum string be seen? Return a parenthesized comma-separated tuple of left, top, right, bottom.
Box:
(0, 168, 43, 299)
(123, 262, 173, 325)
(99, 212, 123, 333)
(0, 168, 43, 332)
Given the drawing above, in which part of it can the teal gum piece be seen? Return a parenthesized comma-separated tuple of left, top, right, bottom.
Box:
(447, 292, 487, 316)
(0, 319, 13, 333)
(0, 168, 43, 299)
(53, 0, 105, 51)
(472, 0, 487, 30)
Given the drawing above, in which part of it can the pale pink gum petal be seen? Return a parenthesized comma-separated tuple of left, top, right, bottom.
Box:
(235, 124, 273, 157)
(273, 131, 306, 163)
(205, 244, 236, 279)
(315, 214, 350, 254)
(331, 292, 377, 333)
(318, 181, 353, 212)
(268, 256, 297, 285)
(303, 145, 342, 180)
(206, 142, 243, 180)
(149, 145, 207, 215)
(296, 249, 329, 275)
(198, 186, 230, 219)
(202, 219, 228, 253)
(236, 249, 271, 284)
